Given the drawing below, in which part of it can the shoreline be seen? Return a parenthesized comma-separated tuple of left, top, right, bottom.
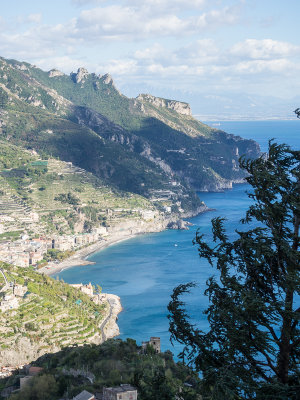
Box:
(38, 205, 209, 277)
(38, 231, 143, 276)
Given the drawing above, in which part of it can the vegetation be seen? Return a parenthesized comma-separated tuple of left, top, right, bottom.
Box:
(0, 150, 158, 235)
(54, 192, 80, 205)
(168, 142, 300, 399)
(0, 142, 38, 171)
(0, 231, 21, 242)
(42, 249, 75, 262)
(0, 262, 107, 354)
(2, 339, 202, 400)
(0, 56, 260, 212)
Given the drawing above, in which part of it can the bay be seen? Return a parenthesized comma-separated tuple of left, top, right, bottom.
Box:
(56, 120, 300, 356)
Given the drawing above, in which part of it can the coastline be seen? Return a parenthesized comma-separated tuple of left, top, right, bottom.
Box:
(38, 204, 209, 277)
(38, 231, 143, 276)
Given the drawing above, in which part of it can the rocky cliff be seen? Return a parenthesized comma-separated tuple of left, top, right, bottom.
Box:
(137, 93, 192, 116)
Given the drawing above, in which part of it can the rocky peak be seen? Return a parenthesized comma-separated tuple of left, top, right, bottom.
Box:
(137, 94, 191, 116)
(48, 69, 64, 78)
(101, 73, 113, 85)
(99, 73, 122, 95)
(15, 63, 28, 71)
(71, 67, 89, 84)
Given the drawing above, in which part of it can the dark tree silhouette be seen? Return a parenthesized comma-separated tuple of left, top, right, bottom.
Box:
(168, 141, 300, 399)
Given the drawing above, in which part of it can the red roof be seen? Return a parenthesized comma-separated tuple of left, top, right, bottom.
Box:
(28, 366, 43, 376)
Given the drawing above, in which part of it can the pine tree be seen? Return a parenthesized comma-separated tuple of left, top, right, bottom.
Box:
(0, 87, 8, 109)
(168, 141, 300, 399)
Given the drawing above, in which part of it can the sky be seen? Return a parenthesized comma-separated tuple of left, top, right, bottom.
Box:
(0, 0, 300, 119)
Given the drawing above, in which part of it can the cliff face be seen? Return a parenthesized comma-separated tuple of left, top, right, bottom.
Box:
(136, 93, 192, 116)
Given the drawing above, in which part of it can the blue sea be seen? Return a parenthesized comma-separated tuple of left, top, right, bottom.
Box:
(55, 120, 300, 357)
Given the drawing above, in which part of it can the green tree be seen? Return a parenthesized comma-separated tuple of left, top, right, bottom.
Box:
(10, 374, 58, 400)
(168, 142, 300, 399)
(0, 87, 8, 109)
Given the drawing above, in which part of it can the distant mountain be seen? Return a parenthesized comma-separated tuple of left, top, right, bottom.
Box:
(0, 56, 260, 215)
(121, 83, 297, 121)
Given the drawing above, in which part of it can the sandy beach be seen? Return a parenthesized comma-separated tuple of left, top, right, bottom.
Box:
(38, 205, 209, 277)
(38, 231, 144, 276)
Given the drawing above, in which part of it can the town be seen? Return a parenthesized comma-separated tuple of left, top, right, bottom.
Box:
(0, 229, 108, 269)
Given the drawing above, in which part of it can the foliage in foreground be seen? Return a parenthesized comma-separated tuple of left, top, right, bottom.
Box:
(3, 339, 201, 400)
(168, 142, 300, 399)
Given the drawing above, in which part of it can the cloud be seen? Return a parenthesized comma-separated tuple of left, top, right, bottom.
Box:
(234, 59, 298, 74)
(72, 0, 107, 5)
(0, 16, 6, 32)
(73, 3, 240, 40)
(96, 59, 138, 75)
(35, 55, 88, 73)
(1, 0, 299, 105)
(193, 6, 239, 29)
(125, 0, 206, 14)
(230, 39, 300, 60)
(95, 36, 300, 99)
(73, 0, 206, 11)
(134, 40, 220, 70)
(26, 13, 42, 24)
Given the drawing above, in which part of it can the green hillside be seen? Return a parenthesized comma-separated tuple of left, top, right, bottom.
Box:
(0, 262, 107, 362)
(0, 141, 164, 237)
(1, 339, 202, 400)
(0, 56, 260, 207)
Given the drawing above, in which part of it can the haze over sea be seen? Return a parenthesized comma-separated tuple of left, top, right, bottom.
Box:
(56, 120, 300, 356)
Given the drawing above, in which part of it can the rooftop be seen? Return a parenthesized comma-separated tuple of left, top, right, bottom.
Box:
(73, 389, 95, 400)
(104, 384, 137, 393)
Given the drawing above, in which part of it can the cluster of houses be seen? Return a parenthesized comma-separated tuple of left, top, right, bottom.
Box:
(0, 365, 44, 397)
(0, 365, 23, 379)
(1, 364, 138, 400)
(70, 282, 105, 305)
(0, 279, 27, 313)
(0, 338, 162, 398)
(0, 227, 108, 268)
(73, 385, 138, 400)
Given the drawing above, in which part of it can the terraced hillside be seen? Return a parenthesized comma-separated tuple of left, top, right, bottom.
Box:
(0, 141, 173, 237)
(0, 262, 111, 366)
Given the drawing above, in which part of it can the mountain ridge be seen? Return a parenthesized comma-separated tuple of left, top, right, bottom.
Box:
(0, 56, 260, 212)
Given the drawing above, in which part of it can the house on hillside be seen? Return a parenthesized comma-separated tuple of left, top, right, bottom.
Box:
(141, 337, 161, 353)
(102, 384, 137, 400)
(73, 390, 95, 400)
(0, 293, 19, 312)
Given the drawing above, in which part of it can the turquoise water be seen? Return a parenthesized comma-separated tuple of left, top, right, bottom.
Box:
(56, 120, 299, 355)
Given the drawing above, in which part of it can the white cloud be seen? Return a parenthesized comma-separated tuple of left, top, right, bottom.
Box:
(230, 39, 300, 60)
(0, 16, 6, 32)
(98, 59, 138, 75)
(193, 6, 239, 29)
(234, 58, 298, 74)
(27, 13, 42, 24)
(35, 55, 88, 73)
(125, 0, 206, 14)
(72, 0, 108, 5)
(175, 39, 219, 65)
(134, 44, 167, 61)
(73, 3, 240, 40)
(134, 40, 220, 70)
(73, 0, 206, 12)
(0, 0, 299, 108)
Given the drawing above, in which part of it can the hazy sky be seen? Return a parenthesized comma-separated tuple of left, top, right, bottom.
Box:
(1, 0, 299, 116)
